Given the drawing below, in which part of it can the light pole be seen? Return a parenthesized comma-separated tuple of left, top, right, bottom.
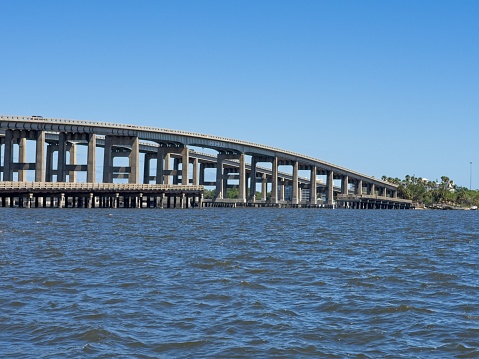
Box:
(470, 161, 473, 190)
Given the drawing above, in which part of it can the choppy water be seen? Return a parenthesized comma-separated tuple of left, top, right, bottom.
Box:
(1, 208, 478, 358)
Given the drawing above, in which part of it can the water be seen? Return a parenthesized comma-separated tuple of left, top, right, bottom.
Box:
(1, 208, 478, 358)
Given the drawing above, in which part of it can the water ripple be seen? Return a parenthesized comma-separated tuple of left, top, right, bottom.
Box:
(1, 208, 478, 357)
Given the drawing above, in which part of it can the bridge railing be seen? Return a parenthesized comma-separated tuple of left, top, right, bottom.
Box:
(0, 181, 203, 192)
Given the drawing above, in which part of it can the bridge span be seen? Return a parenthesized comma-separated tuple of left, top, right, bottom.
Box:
(0, 115, 412, 208)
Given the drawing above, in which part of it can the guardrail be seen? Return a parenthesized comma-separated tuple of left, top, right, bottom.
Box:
(0, 182, 203, 192)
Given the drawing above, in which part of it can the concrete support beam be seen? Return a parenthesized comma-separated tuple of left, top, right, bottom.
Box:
(310, 165, 317, 205)
(181, 147, 189, 185)
(3, 130, 13, 181)
(57, 132, 67, 182)
(271, 157, 278, 204)
(215, 154, 225, 199)
(103, 135, 113, 183)
(129, 136, 139, 184)
(46, 145, 55, 182)
(156, 148, 165, 184)
(35, 131, 45, 182)
(192, 158, 199, 186)
(249, 157, 258, 200)
(261, 173, 267, 201)
(87, 134, 96, 183)
(143, 153, 154, 184)
(327, 170, 334, 205)
(342, 175, 349, 195)
(238, 154, 246, 202)
(357, 179, 363, 195)
(292, 161, 299, 205)
(223, 169, 228, 196)
(164, 153, 171, 185)
(173, 158, 180, 184)
(199, 163, 205, 185)
(18, 137, 27, 182)
(68, 143, 77, 182)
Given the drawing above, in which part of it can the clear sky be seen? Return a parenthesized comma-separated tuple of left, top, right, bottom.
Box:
(1, 1, 478, 188)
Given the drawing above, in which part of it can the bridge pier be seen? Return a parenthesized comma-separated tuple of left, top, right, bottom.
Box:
(155, 146, 189, 185)
(327, 170, 334, 206)
(309, 165, 317, 206)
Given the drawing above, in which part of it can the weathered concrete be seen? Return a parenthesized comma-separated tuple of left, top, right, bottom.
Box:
(0, 115, 411, 209)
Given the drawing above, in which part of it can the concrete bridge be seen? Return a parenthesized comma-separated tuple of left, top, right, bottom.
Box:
(0, 115, 412, 208)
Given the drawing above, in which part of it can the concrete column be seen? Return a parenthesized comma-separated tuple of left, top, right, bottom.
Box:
(342, 175, 349, 195)
(192, 158, 199, 186)
(327, 170, 334, 205)
(35, 131, 45, 182)
(357, 179, 363, 195)
(59, 193, 65, 208)
(87, 134, 96, 183)
(280, 181, 285, 201)
(215, 154, 224, 199)
(173, 158, 180, 184)
(46, 145, 55, 182)
(310, 165, 317, 205)
(249, 157, 257, 200)
(156, 148, 165, 184)
(271, 157, 278, 204)
(57, 132, 67, 182)
(103, 135, 113, 183)
(143, 153, 153, 184)
(223, 169, 228, 197)
(393, 189, 397, 198)
(292, 161, 299, 205)
(164, 153, 171, 185)
(18, 137, 27, 182)
(181, 147, 189, 185)
(199, 163, 205, 185)
(382, 187, 387, 197)
(261, 173, 267, 201)
(238, 154, 246, 203)
(69, 143, 77, 182)
(370, 183, 375, 196)
(3, 130, 13, 181)
(129, 136, 139, 184)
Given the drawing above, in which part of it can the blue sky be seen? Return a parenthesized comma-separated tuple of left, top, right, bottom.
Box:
(1, 1, 478, 188)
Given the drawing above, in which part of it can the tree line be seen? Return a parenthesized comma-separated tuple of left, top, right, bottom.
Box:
(382, 175, 479, 208)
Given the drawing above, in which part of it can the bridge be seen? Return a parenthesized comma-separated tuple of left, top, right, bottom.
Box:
(0, 115, 412, 209)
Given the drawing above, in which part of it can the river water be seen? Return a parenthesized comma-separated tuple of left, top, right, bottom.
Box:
(1, 208, 478, 358)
